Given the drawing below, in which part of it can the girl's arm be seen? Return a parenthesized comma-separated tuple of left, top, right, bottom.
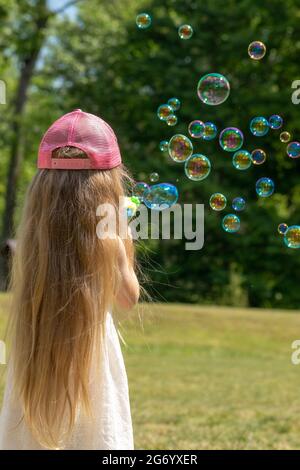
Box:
(115, 235, 140, 310)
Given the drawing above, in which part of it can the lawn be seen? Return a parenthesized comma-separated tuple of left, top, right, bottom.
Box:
(1, 296, 300, 449)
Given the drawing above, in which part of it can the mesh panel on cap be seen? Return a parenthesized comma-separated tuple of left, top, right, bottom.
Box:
(40, 112, 76, 151)
(72, 113, 115, 156)
(38, 110, 122, 170)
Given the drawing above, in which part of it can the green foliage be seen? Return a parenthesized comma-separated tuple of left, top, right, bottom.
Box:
(1, 0, 300, 307)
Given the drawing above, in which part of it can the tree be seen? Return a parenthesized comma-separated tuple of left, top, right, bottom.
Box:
(0, 0, 82, 288)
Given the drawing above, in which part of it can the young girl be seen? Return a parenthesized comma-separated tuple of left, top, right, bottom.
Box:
(0, 109, 140, 450)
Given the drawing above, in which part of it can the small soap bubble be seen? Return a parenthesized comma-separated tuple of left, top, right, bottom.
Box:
(287, 141, 300, 159)
(278, 223, 288, 235)
(232, 197, 246, 211)
(284, 225, 300, 249)
(159, 140, 169, 152)
(209, 193, 227, 211)
(222, 214, 240, 233)
(201, 122, 218, 141)
(166, 114, 178, 126)
(184, 154, 211, 181)
(248, 41, 266, 60)
(132, 182, 150, 201)
(197, 73, 230, 106)
(280, 131, 291, 143)
(178, 24, 193, 40)
(250, 117, 269, 137)
(168, 134, 193, 162)
(149, 172, 159, 182)
(269, 115, 283, 130)
(188, 120, 205, 138)
(136, 13, 152, 29)
(256, 177, 275, 198)
(232, 150, 252, 170)
(219, 127, 244, 152)
(251, 149, 267, 165)
(157, 104, 173, 121)
(168, 97, 181, 111)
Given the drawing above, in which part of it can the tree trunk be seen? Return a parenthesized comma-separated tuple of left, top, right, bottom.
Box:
(0, 13, 49, 290)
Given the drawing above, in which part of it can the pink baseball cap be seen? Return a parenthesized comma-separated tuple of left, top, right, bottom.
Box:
(38, 109, 122, 170)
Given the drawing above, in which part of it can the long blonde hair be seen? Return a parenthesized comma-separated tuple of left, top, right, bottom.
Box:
(8, 147, 135, 449)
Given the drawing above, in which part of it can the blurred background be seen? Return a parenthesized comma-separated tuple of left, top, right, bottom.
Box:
(0, 0, 300, 450)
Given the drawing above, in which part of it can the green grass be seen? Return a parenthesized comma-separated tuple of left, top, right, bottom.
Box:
(1, 297, 300, 449)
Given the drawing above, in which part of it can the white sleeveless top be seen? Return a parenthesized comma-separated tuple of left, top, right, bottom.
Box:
(0, 313, 133, 450)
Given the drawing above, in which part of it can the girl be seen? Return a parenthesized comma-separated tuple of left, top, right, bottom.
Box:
(0, 109, 140, 450)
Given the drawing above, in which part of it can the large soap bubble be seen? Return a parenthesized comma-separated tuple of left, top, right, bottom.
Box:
(197, 73, 230, 106)
(168, 134, 193, 162)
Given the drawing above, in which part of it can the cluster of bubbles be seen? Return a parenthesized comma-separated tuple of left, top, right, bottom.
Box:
(188, 120, 218, 140)
(136, 13, 194, 42)
(135, 20, 299, 246)
(209, 194, 246, 213)
(157, 97, 181, 127)
(249, 114, 284, 137)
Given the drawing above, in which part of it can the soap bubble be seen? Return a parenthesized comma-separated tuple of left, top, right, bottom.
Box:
(209, 193, 227, 211)
(256, 177, 275, 197)
(269, 115, 283, 130)
(278, 223, 288, 235)
(166, 114, 178, 126)
(219, 127, 244, 152)
(150, 172, 159, 182)
(287, 141, 300, 159)
(232, 197, 246, 211)
(284, 226, 300, 249)
(159, 140, 169, 152)
(222, 214, 240, 233)
(201, 122, 218, 140)
(178, 24, 193, 40)
(248, 41, 266, 60)
(197, 73, 230, 106)
(133, 182, 150, 201)
(232, 150, 252, 170)
(185, 154, 211, 181)
(157, 104, 173, 121)
(143, 183, 178, 210)
(168, 134, 193, 162)
(136, 13, 152, 29)
(188, 120, 205, 138)
(251, 148, 267, 165)
(280, 131, 291, 143)
(250, 117, 269, 137)
(168, 97, 181, 111)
